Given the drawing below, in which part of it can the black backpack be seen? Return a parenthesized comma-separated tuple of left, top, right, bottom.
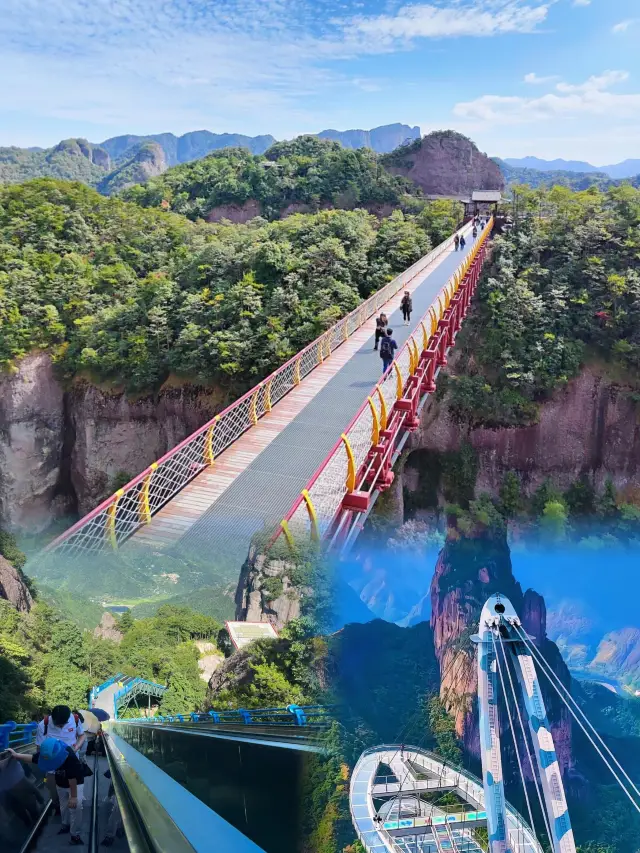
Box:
(380, 337, 393, 359)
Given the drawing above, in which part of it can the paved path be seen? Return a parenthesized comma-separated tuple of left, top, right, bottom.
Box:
(34, 756, 128, 853)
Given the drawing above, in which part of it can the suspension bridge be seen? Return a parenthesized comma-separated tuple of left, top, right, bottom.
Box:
(37, 220, 492, 573)
(350, 594, 640, 853)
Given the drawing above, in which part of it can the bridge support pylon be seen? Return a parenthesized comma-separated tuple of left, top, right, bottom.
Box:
(473, 595, 576, 853)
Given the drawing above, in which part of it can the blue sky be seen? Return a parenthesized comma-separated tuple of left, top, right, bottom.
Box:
(1, 0, 639, 163)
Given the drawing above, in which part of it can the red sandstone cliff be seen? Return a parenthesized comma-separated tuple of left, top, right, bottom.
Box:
(385, 131, 504, 198)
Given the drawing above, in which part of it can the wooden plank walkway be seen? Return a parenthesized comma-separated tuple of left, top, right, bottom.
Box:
(131, 240, 464, 552)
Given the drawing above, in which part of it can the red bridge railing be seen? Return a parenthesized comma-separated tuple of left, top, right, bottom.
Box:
(272, 218, 493, 554)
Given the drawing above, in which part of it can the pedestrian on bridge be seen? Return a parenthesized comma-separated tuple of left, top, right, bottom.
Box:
(374, 312, 388, 350)
(459, 234, 466, 250)
(379, 329, 397, 375)
(472, 226, 478, 240)
(400, 291, 413, 326)
(9, 738, 86, 846)
(36, 705, 85, 814)
(454, 233, 460, 251)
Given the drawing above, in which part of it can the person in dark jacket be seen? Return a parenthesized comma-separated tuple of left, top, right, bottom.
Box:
(400, 291, 413, 326)
(379, 329, 398, 375)
(472, 226, 478, 239)
(454, 234, 460, 251)
(9, 738, 85, 845)
(459, 234, 466, 250)
(374, 312, 388, 351)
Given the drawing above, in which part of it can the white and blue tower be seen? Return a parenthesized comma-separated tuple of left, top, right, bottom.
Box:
(473, 594, 576, 853)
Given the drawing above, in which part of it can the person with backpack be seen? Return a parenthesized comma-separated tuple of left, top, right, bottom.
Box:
(454, 233, 460, 251)
(36, 705, 85, 814)
(379, 328, 398, 375)
(36, 706, 85, 752)
(374, 312, 388, 351)
(9, 738, 86, 845)
(400, 291, 413, 326)
(459, 234, 466, 250)
(472, 225, 478, 240)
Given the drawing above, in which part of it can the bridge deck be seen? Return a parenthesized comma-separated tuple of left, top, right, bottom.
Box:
(129, 236, 477, 569)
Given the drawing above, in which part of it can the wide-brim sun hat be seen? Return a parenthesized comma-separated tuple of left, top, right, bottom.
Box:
(37, 737, 69, 772)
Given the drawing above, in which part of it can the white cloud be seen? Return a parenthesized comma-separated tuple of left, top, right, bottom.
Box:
(347, 1, 551, 44)
(454, 69, 639, 125)
(524, 72, 559, 84)
(555, 70, 629, 93)
(612, 19, 639, 33)
(572, 0, 590, 6)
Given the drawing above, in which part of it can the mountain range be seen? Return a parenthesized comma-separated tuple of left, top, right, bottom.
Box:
(505, 156, 640, 180)
(0, 123, 422, 194)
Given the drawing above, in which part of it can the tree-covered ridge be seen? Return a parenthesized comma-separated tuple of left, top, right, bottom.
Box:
(0, 178, 458, 393)
(445, 184, 640, 427)
(122, 136, 420, 220)
(0, 139, 110, 186)
(0, 592, 221, 722)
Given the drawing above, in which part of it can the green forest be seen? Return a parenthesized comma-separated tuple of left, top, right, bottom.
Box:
(0, 174, 459, 394)
(444, 184, 640, 428)
(122, 136, 418, 219)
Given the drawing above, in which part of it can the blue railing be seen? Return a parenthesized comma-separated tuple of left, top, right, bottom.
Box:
(112, 677, 167, 718)
(90, 672, 124, 706)
(0, 720, 38, 750)
(117, 704, 333, 727)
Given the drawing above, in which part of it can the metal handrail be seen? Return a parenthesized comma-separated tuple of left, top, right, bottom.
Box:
(41, 225, 472, 559)
(355, 744, 541, 852)
(0, 721, 38, 749)
(104, 731, 266, 852)
(117, 703, 333, 727)
(274, 219, 492, 551)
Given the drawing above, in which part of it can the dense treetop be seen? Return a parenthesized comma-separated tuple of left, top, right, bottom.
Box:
(0, 178, 459, 393)
(445, 184, 640, 428)
(122, 136, 419, 220)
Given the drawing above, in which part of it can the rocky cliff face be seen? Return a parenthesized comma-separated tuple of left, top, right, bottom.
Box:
(386, 131, 504, 197)
(405, 363, 640, 505)
(235, 545, 304, 629)
(0, 354, 226, 532)
(93, 611, 123, 643)
(430, 525, 574, 778)
(0, 555, 33, 612)
(0, 353, 68, 531)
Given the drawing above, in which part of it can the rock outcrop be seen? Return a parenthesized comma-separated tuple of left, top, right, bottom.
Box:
(0, 353, 68, 531)
(385, 130, 504, 197)
(0, 555, 33, 612)
(235, 546, 305, 629)
(430, 523, 574, 778)
(0, 354, 226, 531)
(195, 641, 225, 683)
(93, 611, 123, 643)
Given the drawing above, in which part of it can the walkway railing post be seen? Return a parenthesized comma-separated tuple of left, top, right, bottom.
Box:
(106, 491, 123, 550)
